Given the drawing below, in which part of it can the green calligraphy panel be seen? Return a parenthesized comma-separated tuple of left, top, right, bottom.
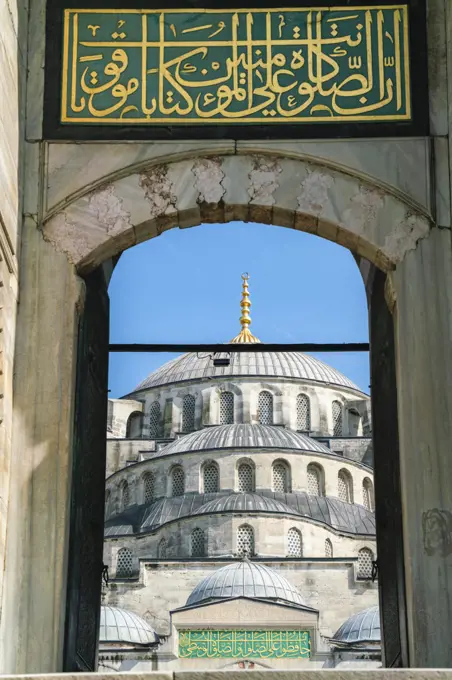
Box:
(61, 6, 411, 125)
(178, 629, 311, 659)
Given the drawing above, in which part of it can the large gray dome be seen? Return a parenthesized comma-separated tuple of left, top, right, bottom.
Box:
(332, 606, 380, 647)
(196, 493, 301, 517)
(186, 561, 305, 607)
(99, 606, 158, 646)
(155, 424, 332, 458)
(130, 351, 361, 393)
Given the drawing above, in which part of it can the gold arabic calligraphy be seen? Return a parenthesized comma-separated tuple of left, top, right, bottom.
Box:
(61, 7, 411, 124)
(178, 629, 311, 658)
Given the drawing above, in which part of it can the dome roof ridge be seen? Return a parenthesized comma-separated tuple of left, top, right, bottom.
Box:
(129, 350, 362, 394)
(153, 423, 332, 458)
(185, 560, 305, 607)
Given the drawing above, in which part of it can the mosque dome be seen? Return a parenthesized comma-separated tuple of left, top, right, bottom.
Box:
(131, 350, 360, 393)
(195, 492, 301, 517)
(99, 606, 158, 646)
(332, 606, 380, 647)
(154, 424, 333, 458)
(186, 560, 305, 607)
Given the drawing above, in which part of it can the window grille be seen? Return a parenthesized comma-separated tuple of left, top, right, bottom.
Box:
(307, 464, 321, 496)
(149, 401, 161, 438)
(182, 394, 195, 432)
(338, 469, 352, 503)
(287, 528, 302, 557)
(158, 538, 167, 559)
(362, 478, 374, 511)
(116, 547, 133, 577)
(237, 525, 254, 556)
(191, 528, 206, 557)
(238, 463, 254, 492)
(325, 539, 333, 558)
(143, 473, 155, 504)
(121, 481, 130, 510)
(332, 400, 343, 436)
(358, 548, 374, 578)
(258, 391, 273, 425)
(297, 394, 311, 431)
(219, 391, 234, 424)
(203, 463, 219, 493)
(272, 462, 289, 492)
(171, 466, 185, 496)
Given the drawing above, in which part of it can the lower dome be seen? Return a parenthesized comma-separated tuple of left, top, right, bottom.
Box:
(186, 560, 305, 607)
(99, 606, 158, 646)
(195, 493, 301, 517)
(332, 606, 380, 647)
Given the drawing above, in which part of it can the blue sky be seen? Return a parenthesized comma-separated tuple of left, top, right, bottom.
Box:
(108, 222, 369, 397)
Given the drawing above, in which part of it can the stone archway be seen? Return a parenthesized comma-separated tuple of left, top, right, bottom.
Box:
(42, 153, 431, 274)
(3, 148, 452, 673)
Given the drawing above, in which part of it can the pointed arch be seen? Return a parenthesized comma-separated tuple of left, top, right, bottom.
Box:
(287, 528, 303, 557)
(190, 528, 206, 557)
(325, 538, 333, 558)
(116, 547, 133, 578)
(362, 477, 374, 511)
(142, 472, 155, 504)
(332, 400, 343, 436)
(171, 466, 185, 497)
(338, 468, 353, 503)
(219, 391, 234, 424)
(307, 462, 324, 496)
(237, 524, 254, 556)
(149, 400, 161, 438)
(272, 459, 290, 493)
(237, 461, 255, 492)
(258, 390, 273, 425)
(296, 394, 311, 432)
(182, 394, 196, 432)
(202, 461, 219, 493)
(358, 547, 374, 578)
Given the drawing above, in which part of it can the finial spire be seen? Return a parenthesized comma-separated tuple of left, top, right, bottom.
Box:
(230, 273, 261, 344)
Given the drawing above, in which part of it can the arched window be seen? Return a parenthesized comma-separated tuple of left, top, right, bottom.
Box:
(126, 411, 143, 438)
(182, 394, 195, 432)
(143, 472, 155, 504)
(297, 394, 311, 432)
(258, 390, 273, 425)
(121, 481, 130, 510)
(272, 461, 290, 492)
(362, 477, 374, 511)
(149, 401, 161, 438)
(287, 528, 303, 557)
(307, 463, 323, 496)
(237, 525, 254, 556)
(325, 538, 333, 558)
(238, 462, 254, 492)
(203, 462, 219, 493)
(332, 400, 343, 436)
(358, 547, 374, 578)
(190, 528, 206, 557)
(158, 538, 167, 559)
(219, 391, 234, 424)
(171, 466, 185, 497)
(116, 547, 133, 577)
(338, 468, 353, 503)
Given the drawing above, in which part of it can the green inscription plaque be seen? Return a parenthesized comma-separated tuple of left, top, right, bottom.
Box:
(61, 6, 411, 125)
(178, 629, 311, 658)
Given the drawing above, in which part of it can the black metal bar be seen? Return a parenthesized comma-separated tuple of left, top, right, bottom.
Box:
(109, 342, 369, 353)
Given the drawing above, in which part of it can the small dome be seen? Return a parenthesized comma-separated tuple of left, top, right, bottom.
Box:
(154, 424, 332, 458)
(130, 351, 361, 393)
(99, 606, 158, 646)
(186, 561, 305, 607)
(195, 493, 301, 517)
(332, 606, 380, 646)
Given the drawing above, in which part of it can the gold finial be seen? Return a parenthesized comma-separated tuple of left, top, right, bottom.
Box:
(230, 273, 261, 344)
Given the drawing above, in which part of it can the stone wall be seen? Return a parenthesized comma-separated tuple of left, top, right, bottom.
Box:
(0, 0, 26, 635)
(102, 559, 378, 639)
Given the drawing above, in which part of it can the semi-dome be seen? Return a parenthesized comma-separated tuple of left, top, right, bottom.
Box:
(99, 606, 158, 646)
(195, 492, 301, 517)
(186, 560, 305, 607)
(105, 490, 376, 537)
(130, 350, 360, 393)
(153, 424, 332, 458)
(332, 606, 380, 647)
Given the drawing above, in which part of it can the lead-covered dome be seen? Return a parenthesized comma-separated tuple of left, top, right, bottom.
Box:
(99, 606, 158, 645)
(196, 492, 301, 517)
(130, 351, 360, 393)
(186, 561, 305, 607)
(154, 424, 332, 458)
(332, 606, 380, 647)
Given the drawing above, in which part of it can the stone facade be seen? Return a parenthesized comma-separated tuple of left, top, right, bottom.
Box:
(2, 0, 452, 671)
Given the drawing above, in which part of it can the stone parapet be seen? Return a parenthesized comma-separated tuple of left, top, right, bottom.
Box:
(2, 672, 452, 680)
